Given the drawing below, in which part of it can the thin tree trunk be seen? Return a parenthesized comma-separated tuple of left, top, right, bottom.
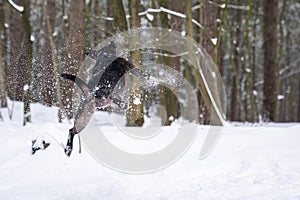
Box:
(200, 0, 217, 124)
(157, 0, 179, 125)
(86, 0, 93, 48)
(0, 0, 7, 108)
(93, 0, 103, 45)
(245, 0, 258, 122)
(43, 0, 63, 122)
(214, 0, 229, 75)
(23, 0, 33, 125)
(0, 26, 6, 108)
(230, 2, 245, 121)
(201, 0, 219, 59)
(110, 0, 128, 32)
(127, 0, 144, 126)
(42, 0, 56, 106)
(252, 1, 259, 121)
(275, 0, 287, 121)
(263, 0, 278, 121)
(298, 78, 300, 122)
(106, 0, 114, 37)
(284, 21, 291, 122)
(184, 0, 197, 122)
(198, 0, 224, 125)
(169, 0, 183, 122)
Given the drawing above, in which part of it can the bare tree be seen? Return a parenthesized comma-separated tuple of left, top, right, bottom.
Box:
(0, 32, 6, 109)
(275, 0, 287, 121)
(245, 0, 258, 122)
(0, 0, 7, 108)
(263, 0, 278, 121)
(6, 0, 34, 124)
(167, 0, 183, 122)
(43, 0, 63, 122)
(7, 0, 25, 102)
(197, 0, 224, 125)
(106, 0, 114, 37)
(158, 0, 180, 125)
(110, 0, 128, 32)
(42, 0, 56, 106)
(229, 0, 245, 122)
(62, 0, 85, 119)
(22, 0, 33, 125)
(127, 0, 144, 126)
(298, 78, 300, 122)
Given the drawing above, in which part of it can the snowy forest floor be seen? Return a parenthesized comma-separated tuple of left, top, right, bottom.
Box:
(0, 103, 300, 200)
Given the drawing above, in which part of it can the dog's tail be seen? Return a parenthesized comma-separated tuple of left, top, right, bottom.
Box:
(61, 73, 90, 96)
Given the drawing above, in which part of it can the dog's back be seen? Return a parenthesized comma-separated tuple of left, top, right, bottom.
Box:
(95, 57, 135, 99)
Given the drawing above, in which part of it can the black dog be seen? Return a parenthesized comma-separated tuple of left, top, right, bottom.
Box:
(61, 42, 138, 156)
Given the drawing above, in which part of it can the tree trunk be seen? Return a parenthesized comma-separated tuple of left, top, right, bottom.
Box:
(184, 0, 197, 122)
(298, 78, 300, 122)
(245, 0, 258, 122)
(168, 0, 183, 122)
(230, 1, 244, 121)
(0, 29, 6, 108)
(263, 0, 278, 121)
(106, 0, 114, 37)
(0, 0, 7, 108)
(156, 0, 180, 125)
(42, 0, 56, 106)
(92, 0, 103, 45)
(275, 0, 287, 121)
(62, 0, 85, 119)
(198, 0, 224, 125)
(43, 0, 63, 122)
(8, 0, 25, 102)
(22, 0, 33, 125)
(201, 0, 219, 59)
(126, 0, 144, 126)
(110, 0, 128, 32)
(200, 0, 218, 124)
(214, 0, 228, 75)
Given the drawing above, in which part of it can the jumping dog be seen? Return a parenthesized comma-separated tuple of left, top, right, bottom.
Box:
(61, 42, 138, 156)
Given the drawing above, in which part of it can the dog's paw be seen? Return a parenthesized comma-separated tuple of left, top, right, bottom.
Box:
(64, 146, 72, 157)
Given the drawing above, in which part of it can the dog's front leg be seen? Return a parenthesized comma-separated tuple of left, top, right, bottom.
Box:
(65, 128, 76, 156)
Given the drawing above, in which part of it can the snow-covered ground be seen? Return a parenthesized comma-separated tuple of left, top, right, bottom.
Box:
(0, 102, 300, 200)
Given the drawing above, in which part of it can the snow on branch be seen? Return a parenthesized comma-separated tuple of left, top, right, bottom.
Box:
(192, 1, 249, 11)
(141, 50, 189, 58)
(139, 7, 204, 29)
(227, 4, 249, 11)
(7, 0, 24, 12)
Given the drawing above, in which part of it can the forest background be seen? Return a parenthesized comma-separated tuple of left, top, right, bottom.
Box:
(0, 0, 299, 125)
